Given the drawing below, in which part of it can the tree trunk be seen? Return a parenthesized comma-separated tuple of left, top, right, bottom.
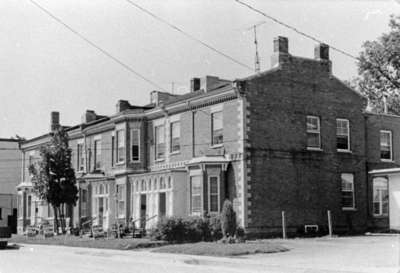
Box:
(53, 205, 59, 235)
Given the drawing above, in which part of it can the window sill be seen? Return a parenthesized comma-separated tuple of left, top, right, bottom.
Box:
(155, 158, 165, 162)
(306, 147, 323, 152)
(115, 162, 125, 166)
(130, 160, 141, 164)
(337, 149, 352, 154)
(342, 207, 357, 211)
(380, 159, 394, 163)
(373, 214, 388, 218)
(170, 151, 180, 155)
(210, 144, 224, 149)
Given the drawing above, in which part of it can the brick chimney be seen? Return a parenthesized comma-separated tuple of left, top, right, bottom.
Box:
(116, 100, 132, 113)
(50, 111, 60, 131)
(81, 110, 97, 124)
(314, 43, 329, 60)
(271, 36, 290, 67)
(190, 78, 201, 92)
(314, 43, 331, 73)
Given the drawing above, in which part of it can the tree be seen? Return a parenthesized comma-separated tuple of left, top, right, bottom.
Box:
(220, 200, 237, 238)
(29, 128, 78, 234)
(356, 15, 400, 114)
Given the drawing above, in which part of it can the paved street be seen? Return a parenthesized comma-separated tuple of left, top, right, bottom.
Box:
(0, 236, 399, 273)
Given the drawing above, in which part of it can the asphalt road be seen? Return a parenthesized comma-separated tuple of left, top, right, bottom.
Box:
(0, 236, 399, 273)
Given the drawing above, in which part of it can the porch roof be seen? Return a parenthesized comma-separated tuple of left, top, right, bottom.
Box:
(369, 168, 400, 175)
(186, 155, 230, 165)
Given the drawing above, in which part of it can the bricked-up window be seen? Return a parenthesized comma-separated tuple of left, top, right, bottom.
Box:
(155, 125, 165, 159)
(130, 129, 140, 162)
(380, 130, 392, 161)
(373, 177, 389, 216)
(117, 184, 126, 218)
(336, 119, 350, 151)
(94, 140, 101, 170)
(190, 176, 202, 216)
(116, 130, 125, 163)
(170, 122, 180, 153)
(77, 143, 84, 171)
(341, 173, 355, 209)
(212, 111, 223, 145)
(306, 116, 321, 149)
(208, 176, 220, 213)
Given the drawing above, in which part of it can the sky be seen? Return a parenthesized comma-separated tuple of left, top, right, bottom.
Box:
(0, 0, 399, 139)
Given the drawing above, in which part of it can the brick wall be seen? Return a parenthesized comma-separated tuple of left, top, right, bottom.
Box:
(243, 54, 368, 235)
(365, 113, 400, 230)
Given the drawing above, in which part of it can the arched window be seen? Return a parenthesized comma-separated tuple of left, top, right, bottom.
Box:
(141, 180, 146, 191)
(149, 179, 152, 191)
(135, 181, 139, 192)
(168, 176, 172, 188)
(154, 178, 158, 190)
(160, 177, 165, 189)
(99, 184, 104, 195)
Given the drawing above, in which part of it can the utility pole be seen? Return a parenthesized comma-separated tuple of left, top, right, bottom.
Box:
(245, 21, 266, 73)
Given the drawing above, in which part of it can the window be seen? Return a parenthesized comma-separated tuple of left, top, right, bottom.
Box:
(373, 177, 389, 216)
(380, 130, 392, 161)
(111, 135, 115, 167)
(160, 177, 166, 190)
(27, 195, 32, 218)
(77, 143, 84, 171)
(116, 130, 125, 163)
(141, 180, 146, 192)
(155, 125, 165, 159)
(81, 189, 88, 217)
(336, 119, 350, 151)
(341, 173, 355, 209)
(170, 122, 181, 153)
(0, 208, 2, 220)
(131, 129, 140, 162)
(117, 184, 126, 218)
(306, 116, 321, 149)
(208, 176, 220, 213)
(94, 140, 101, 170)
(190, 176, 202, 215)
(211, 111, 223, 145)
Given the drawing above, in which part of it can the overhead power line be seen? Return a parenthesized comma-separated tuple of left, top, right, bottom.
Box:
(234, 0, 358, 60)
(28, 0, 167, 92)
(123, 0, 254, 71)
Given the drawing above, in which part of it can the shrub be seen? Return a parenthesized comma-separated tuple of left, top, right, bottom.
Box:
(150, 216, 222, 243)
(220, 200, 236, 238)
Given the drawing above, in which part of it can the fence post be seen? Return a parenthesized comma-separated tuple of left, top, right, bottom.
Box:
(282, 211, 287, 239)
(327, 210, 333, 237)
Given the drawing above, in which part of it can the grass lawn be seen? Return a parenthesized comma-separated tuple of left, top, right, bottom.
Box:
(153, 241, 289, 257)
(9, 234, 167, 250)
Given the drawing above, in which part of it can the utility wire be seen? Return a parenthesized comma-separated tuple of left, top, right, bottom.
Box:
(234, 0, 358, 60)
(123, 0, 254, 71)
(28, 0, 167, 92)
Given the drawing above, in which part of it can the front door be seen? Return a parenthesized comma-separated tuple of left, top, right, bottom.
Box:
(140, 194, 147, 229)
(98, 197, 103, 227)
(159, 192, 166, 218)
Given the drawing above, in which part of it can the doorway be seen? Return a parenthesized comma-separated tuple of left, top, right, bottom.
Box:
(98, 197, 104, 227)
(159, 192, 166, 218)
(140, 194, 147, 229)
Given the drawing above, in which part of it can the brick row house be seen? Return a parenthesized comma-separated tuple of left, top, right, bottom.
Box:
(16, 36, 400, 235)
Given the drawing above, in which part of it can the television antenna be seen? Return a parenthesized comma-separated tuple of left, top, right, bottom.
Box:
(245, 21, 266, 73)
